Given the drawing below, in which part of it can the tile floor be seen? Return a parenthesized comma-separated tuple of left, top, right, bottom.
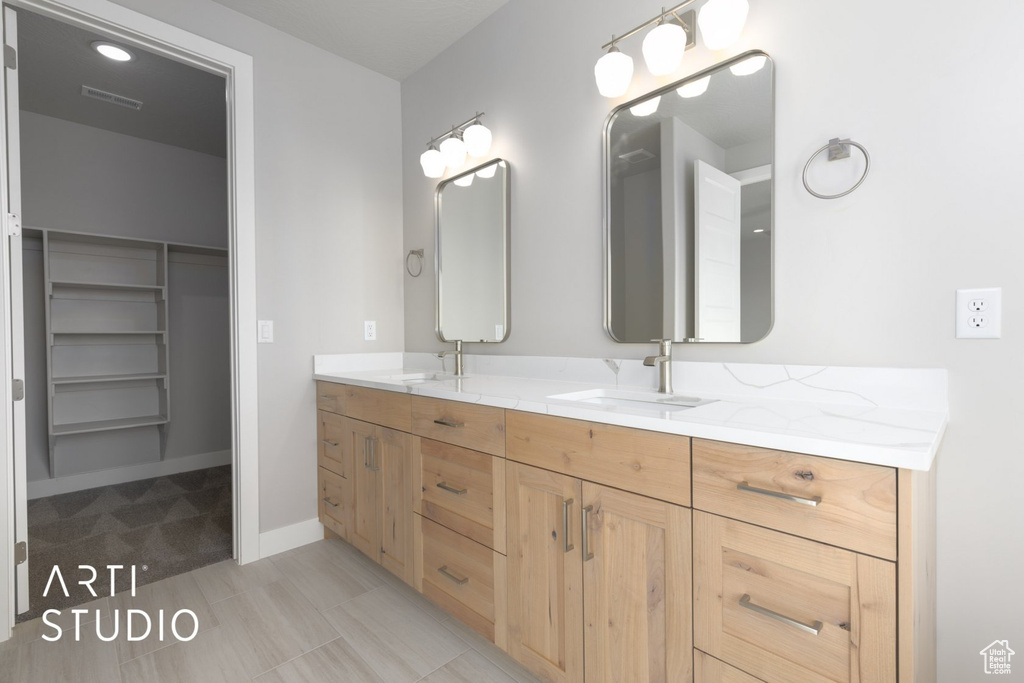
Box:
(0, 537, 541, 683)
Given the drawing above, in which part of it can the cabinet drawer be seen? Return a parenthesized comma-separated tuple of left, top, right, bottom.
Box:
(694, 512, 896, 683)
(506, 411, 690, 507)
(411, 396, 505, 457)
(692, 439, 897, 559)
(343, 385, 412, 432)
(318, 466, 352, 542)
(416, 438, 506, 554)
(317, 411, 350, 477)
(695, 650, 765, 683)
(316, 381, 347, 414)
(415, 515, 506, 646)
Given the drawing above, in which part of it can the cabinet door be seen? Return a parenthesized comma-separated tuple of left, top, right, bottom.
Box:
(506, 462, 584, 683)
(378, 427, 415, 585)
(582, 482, 692, 683)
(345, 417, 380, 559)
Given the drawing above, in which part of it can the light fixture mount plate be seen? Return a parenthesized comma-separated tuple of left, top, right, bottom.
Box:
(676, 10, 697, 50)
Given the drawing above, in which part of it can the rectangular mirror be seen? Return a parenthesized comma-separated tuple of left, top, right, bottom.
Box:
(605, 51, 773, 343)
(436, 158, 510, 343)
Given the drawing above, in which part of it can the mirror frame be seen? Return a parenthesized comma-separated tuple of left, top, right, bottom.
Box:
(435, 158, 512, 343)
(601, 49, 775, 344)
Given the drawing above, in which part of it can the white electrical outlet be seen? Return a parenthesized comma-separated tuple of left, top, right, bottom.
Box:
(364, 320, 377, 341)
(956, 288, 1002, 339)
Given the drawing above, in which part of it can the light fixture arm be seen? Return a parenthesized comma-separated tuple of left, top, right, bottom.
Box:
(426, 112, 486, 149)
(600, 0, 697, 50)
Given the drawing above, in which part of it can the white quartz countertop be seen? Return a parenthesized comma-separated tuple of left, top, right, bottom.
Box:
(313, 357, 947, 471)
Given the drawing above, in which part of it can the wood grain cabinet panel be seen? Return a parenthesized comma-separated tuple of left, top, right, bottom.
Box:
(692, 439, 897, 560)
(506, 411, 690, 507)
(346, 417, 380, 561)
(695, 650, 766, 683)
(506, 462, 584, 683)
(694, 511, 896, 683)
(415, 438, 506, 553)
(582, 482, 692, 683)
(343, 384, 412, 432)
(316, 381, 347, 414)
(415, 515, 507, 646)
(317, 410, 350, 477)
(318, 466, 352, 542)
(410, 395, 506, 457)
(378, 426, 416, 585)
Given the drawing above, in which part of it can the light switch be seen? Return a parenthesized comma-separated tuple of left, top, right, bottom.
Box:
(258, 320, 274, 343)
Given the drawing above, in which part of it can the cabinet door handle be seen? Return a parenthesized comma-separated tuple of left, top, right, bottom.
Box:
(321, 497, 339, 508)
(433, 418, 463, 428)
(362, 436, 370, 469)
(582, 505, 595, 561)
(322, 439, 339, 447)
(739, 594, 823, 635)
(436, 481, 467, 495)
(737, 481, 821, 507)
(562, 498, 575, 553)
(368, 438, 380, 472)
(437, 565, 469, 585)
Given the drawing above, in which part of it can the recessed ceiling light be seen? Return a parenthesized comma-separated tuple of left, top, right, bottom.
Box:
(91, 41, 134, 62)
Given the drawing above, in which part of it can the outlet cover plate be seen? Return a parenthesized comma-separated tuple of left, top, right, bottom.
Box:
(956, 288, 1001, 339)
(364, 320, 377, 341)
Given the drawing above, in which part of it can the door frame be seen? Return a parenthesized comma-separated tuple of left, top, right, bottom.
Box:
(0, 0, 259, 641)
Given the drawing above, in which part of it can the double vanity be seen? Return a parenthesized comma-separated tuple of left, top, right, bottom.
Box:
(311, 355, 943, 682)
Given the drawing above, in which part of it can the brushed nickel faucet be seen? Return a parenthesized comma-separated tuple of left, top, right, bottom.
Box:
(643, 339, 673, 394)
(439, 340, 464, 376)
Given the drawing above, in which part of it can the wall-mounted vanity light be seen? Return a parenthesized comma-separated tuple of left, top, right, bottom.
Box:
(595, 0, 749, 98)
(419, 113, 492, 179)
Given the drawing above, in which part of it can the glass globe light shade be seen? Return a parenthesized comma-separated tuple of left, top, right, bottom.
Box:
(594, 47, 634, 98)
(453, 174, 474, 187)
(629, 96, 661, 117)
(697, 0, 749, 50)
(677, 76, 710, 98)
(729, 54, 766, 76)
(642, 21, 686, 76)
(419, 148, 445, 178)
(463, 122, 492, 157)
(476, 163, 498, 179)
(440, 136, 467, 168)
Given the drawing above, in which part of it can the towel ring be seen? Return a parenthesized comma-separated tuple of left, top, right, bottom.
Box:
(802, 137, 871, 200)
(406, 249, 424, 277)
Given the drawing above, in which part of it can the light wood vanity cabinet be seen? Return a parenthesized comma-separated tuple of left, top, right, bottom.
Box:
(314, 382, 935, 683)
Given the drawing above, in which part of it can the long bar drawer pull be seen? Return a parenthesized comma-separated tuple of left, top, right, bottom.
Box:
(322, 439, 339, 447)
(562, 499, 575, 553)
(433, 418, 464, 428)
(318, 395, 334, 400)
(739, 594, 823, 635)
(737, 481, 821, 507)
(321, 497, 339, 508)
(436, 481, 467, 495)
(437, 566, 469, 585)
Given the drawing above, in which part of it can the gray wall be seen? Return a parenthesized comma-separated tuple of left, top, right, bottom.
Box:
(110, 0, 405, 534)
(20, 113, 231, 486)
(21, 112, 227, 248)
(400, 0, 1024, 677)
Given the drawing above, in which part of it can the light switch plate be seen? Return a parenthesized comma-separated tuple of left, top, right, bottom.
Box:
(956, 288, 1001, 339)
(257, 320, 274, 343)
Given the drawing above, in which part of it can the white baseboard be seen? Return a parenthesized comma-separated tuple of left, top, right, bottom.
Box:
(27, 449, 232, 499)
(259, 517, 324, 559)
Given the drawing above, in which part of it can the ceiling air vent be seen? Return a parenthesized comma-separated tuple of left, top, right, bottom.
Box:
(81, 85, 143, 111)
(619, 148, 655, 165)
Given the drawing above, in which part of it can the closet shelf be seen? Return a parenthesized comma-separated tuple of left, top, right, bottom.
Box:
(51, 373, 167, 385)
(51, 414, 169, 436)
(49, 280, 164, 293)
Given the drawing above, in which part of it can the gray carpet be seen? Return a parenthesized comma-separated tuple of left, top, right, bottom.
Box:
(17, 465, 232, 623)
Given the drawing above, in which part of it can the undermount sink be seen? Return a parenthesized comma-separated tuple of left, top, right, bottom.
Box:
(547, 388, 715, 413)
(382, 371, 457, 384)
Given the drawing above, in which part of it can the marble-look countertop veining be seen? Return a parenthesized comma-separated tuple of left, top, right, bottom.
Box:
(312, 353, 947, 471)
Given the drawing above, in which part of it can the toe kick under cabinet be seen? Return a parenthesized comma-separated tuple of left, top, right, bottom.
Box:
(314, 381, 935, 683)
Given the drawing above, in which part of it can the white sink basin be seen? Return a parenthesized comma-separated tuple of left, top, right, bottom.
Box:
(382, 371, 458, 384)
(548, 388, 715, 413)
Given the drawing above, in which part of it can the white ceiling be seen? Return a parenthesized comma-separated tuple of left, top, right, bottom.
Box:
(17, 8, 226, 157)
(208, 0, 510, 81)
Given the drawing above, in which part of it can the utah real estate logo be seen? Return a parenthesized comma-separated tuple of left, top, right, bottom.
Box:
(980, 640, 1014, 675)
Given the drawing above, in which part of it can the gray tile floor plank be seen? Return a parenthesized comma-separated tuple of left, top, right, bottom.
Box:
(254, 636, 385, 683)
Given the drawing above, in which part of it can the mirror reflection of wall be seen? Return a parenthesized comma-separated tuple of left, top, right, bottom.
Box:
(436, 159, 510, 343)
(606, 52, 773, 344)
